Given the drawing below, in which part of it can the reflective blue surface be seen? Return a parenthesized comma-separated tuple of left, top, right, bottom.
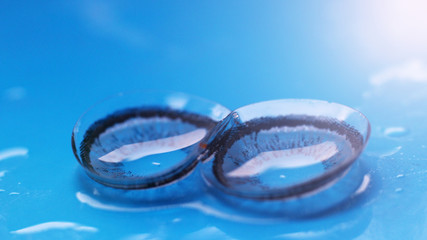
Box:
(1, 1, 427, 239)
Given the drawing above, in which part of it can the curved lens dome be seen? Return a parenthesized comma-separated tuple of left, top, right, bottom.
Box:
(200, 99, 370, 200)
(72, 91, 230, 189)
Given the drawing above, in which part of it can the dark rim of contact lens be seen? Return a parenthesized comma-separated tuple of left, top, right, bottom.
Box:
(76, 107, 217, 189)
(205, 114, 365, 200)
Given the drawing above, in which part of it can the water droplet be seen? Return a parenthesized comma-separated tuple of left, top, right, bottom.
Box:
(366, 132, 403, 158)
(384, 127, 409, 138)
(0, 170, 7, 178)
(10, 222, 98, 235)
(0, 147, 29, 162)
(172, 218, 181, 223)
(395, 188, 403, 192)
(355, 174, 371, 195)
(92, 188, 100, 196)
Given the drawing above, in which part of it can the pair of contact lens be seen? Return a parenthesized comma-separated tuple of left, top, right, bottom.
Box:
(72, 91, 370, 214)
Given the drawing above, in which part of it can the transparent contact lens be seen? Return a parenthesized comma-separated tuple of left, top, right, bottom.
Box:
(200, 99, 370, 213)
(72, 95, 370, 214)
(72, 91, 230, 190)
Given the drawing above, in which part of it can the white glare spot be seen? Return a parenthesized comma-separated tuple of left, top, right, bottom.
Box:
(328, 0, 427, 62)
(10, 222, 98, 234)
(9, 192, 20, 195)
(0, 170, 7, 178)
(211, 104, 229, 120)
(166, 95, 188, 110)
(226, 141, 338, 178)
(0, 147, 29, 162)
(99, 129, 206, 163)
(355, 174, 371, 195)
(384, 127, 408, 137)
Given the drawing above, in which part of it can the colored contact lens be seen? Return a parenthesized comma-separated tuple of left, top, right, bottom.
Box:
(72, 91, 230, 190)
(199, 99, 370, 214)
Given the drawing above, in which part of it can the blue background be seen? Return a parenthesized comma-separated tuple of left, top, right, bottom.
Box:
(1, 1, 427, 239)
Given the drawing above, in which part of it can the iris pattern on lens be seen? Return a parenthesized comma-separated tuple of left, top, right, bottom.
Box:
(78, 107, 216, 189)
(200, 99, 370, 202)
(73, 95, 370, 216)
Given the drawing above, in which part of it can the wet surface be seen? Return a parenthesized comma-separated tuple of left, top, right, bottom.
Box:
(1, 1, 427, 239)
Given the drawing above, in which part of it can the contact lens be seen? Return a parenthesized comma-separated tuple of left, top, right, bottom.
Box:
(72, 91, 230, 190)
(199, 99, 370, 213)
(72, 94, 370, 214)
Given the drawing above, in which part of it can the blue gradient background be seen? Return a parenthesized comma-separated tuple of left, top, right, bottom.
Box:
(1, 1, 427, 239)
